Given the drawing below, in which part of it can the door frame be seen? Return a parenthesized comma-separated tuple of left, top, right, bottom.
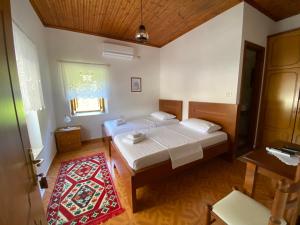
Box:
(237, 41, 265, 150)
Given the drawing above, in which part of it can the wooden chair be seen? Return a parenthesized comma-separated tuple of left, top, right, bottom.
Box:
(206, 180, 300, 225)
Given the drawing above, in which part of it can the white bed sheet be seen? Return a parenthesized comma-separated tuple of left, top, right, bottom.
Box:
(104, 116, 179, 137)
(113, 124, 227, 170)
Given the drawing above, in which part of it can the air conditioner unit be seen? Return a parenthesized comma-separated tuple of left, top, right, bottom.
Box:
(102, 43, 134, 60)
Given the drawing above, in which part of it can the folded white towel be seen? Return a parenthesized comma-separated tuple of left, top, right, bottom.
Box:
(127, 132, 143, 140)
(115, 118, 126, 126)
(123, 134, 145, 144)
(266, 147, 300, 166)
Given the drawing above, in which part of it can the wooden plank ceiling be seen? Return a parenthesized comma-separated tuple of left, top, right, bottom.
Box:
(30, 0, 300, 47)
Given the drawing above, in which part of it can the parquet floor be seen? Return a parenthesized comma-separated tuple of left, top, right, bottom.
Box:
(43, 141, 274, 225)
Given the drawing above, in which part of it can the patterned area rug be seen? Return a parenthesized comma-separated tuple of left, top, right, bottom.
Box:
(47, 153, 124, 225)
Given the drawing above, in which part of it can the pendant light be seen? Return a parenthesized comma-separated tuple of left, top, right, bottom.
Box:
(135, 0, 149, 43)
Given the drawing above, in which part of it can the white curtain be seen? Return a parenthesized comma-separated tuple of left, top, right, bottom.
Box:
(12, 23, 45, 111)
(61, 62, 108, 100)
(25, 110, 43, 158)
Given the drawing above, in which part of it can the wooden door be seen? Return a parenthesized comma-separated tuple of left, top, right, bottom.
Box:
(0, 0, 47, 225)
(267, 30, 300, 70)
(262, 68, 300, 146)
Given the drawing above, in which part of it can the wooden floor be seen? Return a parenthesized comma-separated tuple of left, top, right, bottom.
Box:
(43, 141, 274, 225)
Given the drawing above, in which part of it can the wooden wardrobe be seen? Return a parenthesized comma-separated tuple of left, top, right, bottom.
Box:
(261, 29, 300, 146)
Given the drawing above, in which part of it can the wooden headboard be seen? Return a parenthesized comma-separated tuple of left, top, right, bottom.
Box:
(159, 99, 183, 121)
(189, 102, 238, 144)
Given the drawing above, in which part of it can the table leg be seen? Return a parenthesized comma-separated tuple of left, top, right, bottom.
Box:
(287, 164, 300, 225)
(243, 162, 257, 196)
(269, 179, 277, 197)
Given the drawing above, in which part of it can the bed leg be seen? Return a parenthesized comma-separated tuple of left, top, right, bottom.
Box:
(130, 178, 138, 213)
(222, 153, 234, 162)
(221, 143, 235, 162)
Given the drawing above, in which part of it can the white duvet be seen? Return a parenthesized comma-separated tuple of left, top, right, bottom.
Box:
(113, 124, 227, 170)
(104, 116, 179, 137)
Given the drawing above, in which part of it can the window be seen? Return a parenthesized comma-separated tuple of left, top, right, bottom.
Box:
(61, 62, 108, 115)
(12, 22, 44, 158)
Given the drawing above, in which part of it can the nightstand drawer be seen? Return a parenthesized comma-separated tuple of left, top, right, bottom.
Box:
(55, 127, 82, 153)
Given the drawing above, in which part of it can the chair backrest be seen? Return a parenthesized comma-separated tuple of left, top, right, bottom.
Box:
(269, 179, 300, 225)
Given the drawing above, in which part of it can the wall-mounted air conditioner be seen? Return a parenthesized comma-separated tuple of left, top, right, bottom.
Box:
(102, 43, 134, 60)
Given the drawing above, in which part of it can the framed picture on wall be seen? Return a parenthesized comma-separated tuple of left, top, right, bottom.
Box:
(131, 77, 142, 92)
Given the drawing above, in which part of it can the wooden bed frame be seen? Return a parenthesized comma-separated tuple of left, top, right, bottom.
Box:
(102, 99, 183, 154)
(110, 101, 238, 213)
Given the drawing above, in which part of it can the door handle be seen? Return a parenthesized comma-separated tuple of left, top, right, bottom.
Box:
(28, 151, 48, 189)
(27, 149, 45, 186)
(32, 158, 44, 167)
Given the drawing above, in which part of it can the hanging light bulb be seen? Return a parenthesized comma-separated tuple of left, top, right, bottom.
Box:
(135, 0, 149, 43)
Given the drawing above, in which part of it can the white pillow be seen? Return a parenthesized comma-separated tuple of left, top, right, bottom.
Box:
(151, 111, 176, 120)
(180, 118, 221, 133)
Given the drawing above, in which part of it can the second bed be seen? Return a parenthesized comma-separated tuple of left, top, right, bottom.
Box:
(111, 101, 239, 212)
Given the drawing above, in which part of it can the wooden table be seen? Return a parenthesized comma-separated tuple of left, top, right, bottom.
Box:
(55, 126, 82, 153)
(240, 143, 300, 224)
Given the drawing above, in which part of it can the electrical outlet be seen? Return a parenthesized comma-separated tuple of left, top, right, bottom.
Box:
(226, 91, 232, 97)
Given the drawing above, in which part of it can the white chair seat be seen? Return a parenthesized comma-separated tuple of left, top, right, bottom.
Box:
(212, 190, 287, 225)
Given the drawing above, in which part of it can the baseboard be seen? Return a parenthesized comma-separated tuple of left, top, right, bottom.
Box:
(82, 137, 104, 144)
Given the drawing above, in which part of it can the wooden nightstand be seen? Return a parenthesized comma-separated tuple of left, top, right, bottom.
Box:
(55, 126, 82, 153)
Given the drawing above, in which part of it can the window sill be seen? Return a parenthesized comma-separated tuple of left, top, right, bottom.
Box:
(72, 111, 106, 117)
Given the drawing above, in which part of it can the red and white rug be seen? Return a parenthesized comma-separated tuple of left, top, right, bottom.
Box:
(47, 153, 124, 225)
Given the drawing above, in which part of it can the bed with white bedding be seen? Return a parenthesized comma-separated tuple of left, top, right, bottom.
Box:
(114, 124, 227, 170)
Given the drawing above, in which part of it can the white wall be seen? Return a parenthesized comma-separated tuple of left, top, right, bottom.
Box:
(46, 29, 160, 140)
(274, 14, 300, 34)
(242, 3, 275, 47)
(160, 3, 244, 119)
(160, 1, 300, 120)
(10, 0, 57, 193)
